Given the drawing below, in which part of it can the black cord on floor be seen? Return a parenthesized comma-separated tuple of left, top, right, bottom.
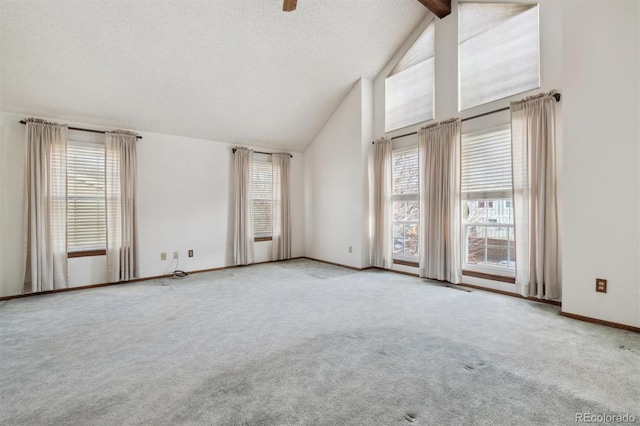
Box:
(172, 257, 189, 278)
(173, 270, 188, 278)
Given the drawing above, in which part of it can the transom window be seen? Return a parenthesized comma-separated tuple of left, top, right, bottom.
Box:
(458, 2, 540, 110)
(392, 147, 419, 262)
(385, 21, 435, 132)
(461, 126, 515, 273)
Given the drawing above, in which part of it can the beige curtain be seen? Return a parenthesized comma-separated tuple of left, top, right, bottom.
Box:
(418, 119, 462, 283)
(234, 147, 254, 265)
(106, 131, 138, 283)
(372, 137, 392, 268)
(272, 153, 291, 260)
(23, 118, 68, 293)
(511, 91, 560, 300)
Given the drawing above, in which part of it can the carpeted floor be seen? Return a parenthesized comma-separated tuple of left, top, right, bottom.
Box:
(1, 259, 638, 425)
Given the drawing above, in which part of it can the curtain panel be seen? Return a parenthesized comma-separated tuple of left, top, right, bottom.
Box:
(511, 91, 560, 300)
(234, 147, 254, 265)
(105, 131, 138, 283)
(23, 118, 68, 293)
(272, 153, 291, 261)
(418, 119, 462, 284)
(372, 137, 393, 268)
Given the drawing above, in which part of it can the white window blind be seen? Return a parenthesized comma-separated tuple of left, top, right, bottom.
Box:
(386, 21, 435, 132)
(461, 125, 512, 200)
(459, 3, 540, 110)
(253, 160, 273, 236)
(393, 148, 419, 196)
(67, 141, 106, 252)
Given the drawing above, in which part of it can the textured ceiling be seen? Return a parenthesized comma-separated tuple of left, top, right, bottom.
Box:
(0, 0, 427, 152)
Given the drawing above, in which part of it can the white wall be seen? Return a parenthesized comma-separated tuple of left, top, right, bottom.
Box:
(561, 0, 640, 327)
(0, 111, 305, 297)
(304, 79, 373, 269)
(0, 115, 26, 297)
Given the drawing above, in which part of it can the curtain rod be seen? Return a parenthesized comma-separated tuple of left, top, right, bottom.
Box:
(232, 148, 293, 158)
(372, 92, 561, 144)
(19, 120, 143, 139)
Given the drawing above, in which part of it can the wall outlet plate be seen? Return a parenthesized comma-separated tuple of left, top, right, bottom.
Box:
(161, 252, 167, 261)
(596, 278, 607, 293)
(173, 252, 179, 259)
(188, 249, 194, 258)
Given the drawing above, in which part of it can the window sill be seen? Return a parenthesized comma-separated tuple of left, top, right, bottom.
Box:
(393, 259, 419, 268)
(68, 250, 106, 258)
(254, 236, 273, 242)
(462, 269, 515, 284)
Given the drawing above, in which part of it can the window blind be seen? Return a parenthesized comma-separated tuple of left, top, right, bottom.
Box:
(67, 141, 106, 252)
(392, 148, 419, 195)
(459, 3, 540, 110)
(253, 160, 273, 235)
(386, 22, 435, 132)
(461, 126, 512, 199)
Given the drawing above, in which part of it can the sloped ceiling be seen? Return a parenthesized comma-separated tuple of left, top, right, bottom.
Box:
(0, 0, 427, 152)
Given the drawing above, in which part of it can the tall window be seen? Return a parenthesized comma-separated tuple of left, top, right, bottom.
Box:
(385, 21, 435, 132)
(458, 3, 540, 110)
(67, 141, 106, 254)
(461, 126, 515, 273)
(253, 160, 273, 238)
(392, 147, 419, 262)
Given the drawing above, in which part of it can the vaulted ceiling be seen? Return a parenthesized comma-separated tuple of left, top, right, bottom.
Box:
(0, 0, 428, 152)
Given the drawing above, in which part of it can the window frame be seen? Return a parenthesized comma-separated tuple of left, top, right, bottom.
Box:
(66, 140, 107, 258)
(391, 146, 420, 264)
(385, 20, 436, 133)
(461, 125, 515, 277)
(458, 2, 541, 111)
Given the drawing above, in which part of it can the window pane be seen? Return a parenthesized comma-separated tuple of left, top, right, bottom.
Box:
(459, 3, 540, 110)
(393, 238, 404, 255)
(405, 201, 419, 222)
(467, 244, 486, 265)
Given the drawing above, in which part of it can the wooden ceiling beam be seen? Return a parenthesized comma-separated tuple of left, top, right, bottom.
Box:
(283, 0, 297, 12)
(415, 0, 451, 19)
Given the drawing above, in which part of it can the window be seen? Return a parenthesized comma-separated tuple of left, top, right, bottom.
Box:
(67, 141, 106, 254)
(253, 160, 272, 238)
(392, 147, 419, 262)
(458, 2, 540, 110)
(461, 126, 515, 272)
(385, 21, 435, 132)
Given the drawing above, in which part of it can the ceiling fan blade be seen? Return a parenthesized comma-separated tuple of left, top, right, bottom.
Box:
(283, 0, 297, 12)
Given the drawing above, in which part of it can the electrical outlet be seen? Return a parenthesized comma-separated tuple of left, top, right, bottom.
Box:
(173, 251, 179, 260)
(188, 249, 194, 258)
(160, 252, 167, 261)
(596, 278, 607, 293)
(348, 246, 352, 253)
